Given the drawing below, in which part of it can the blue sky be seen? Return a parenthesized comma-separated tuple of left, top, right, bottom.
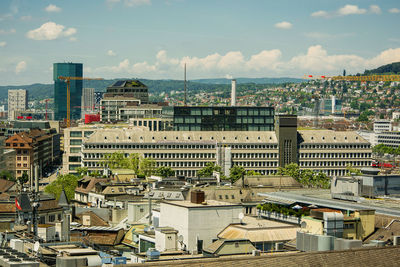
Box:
(0, 0, 400, 85)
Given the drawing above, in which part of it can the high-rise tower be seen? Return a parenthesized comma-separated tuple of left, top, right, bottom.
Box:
(53, 63, 83, 121)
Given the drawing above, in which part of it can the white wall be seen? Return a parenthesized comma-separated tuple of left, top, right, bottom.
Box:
(159, 202, 242, 252)
(128, 203, 149, 223)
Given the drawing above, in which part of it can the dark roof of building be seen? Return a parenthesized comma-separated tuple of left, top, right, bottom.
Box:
(124, 246, 400, 267)
(0, 203, 16, 213)
(75, 211, 109, 227)
(0, 179, 16, 192)
(81, 228, 125, 246)
(38, 199, 62, 211)
(203, 239, 256, 255)
(75, 177, 109, 194)
(110, 80, 147, 88)
(58, 189, 69, 208)
(365, 219, 400, 243)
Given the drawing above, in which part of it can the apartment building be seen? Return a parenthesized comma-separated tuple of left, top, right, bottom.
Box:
(8, 89, 28, 120)
(5, 129, 58, 179)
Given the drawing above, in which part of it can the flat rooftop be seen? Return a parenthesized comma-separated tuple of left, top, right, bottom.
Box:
(258, 189, 400, 217)
(162, 200, 241, 208)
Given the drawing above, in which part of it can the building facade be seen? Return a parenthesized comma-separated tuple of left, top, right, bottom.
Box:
(81, 87, 95, 118)
(8, 89, 28, 120)
(53, 63, 83, 120)
(5, 129, 59, 179)
(63, 122, 372, 177)
(167, 106, 274, 131)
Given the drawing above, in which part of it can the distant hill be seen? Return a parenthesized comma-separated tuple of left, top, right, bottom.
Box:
(364, 62, 400, 75)
(0, 77, 300, 101)
(192, 77, 303, 84)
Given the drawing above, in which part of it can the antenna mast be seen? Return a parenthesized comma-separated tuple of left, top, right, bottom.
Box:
(184, 63, 187, 106)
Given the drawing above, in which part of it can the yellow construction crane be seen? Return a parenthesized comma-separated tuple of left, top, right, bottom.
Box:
(304, 74, 400, 81)
(58, 76, 103, 127)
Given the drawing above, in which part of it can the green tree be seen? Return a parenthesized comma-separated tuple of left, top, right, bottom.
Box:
(90, 170, 102, 177)
(357, 111, 370, 122)
(346, 164, 362, 176)
(76, 167, 89, 177)
(156, 166, 175, 178)
(139, 157, 157, 177)
(0, 170, 15, 181)
(18, 171, 29, 185)
(44, 174, 79, 201)
(229, 165, 245, 184)
(197, 162, 221, 177)
(103, 152, 127, 169)
(246, 170, 261, 176)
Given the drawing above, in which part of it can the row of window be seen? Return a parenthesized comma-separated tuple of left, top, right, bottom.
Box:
(234, 161, 279, 167)
(232, 153, 278, 159)
(300, 153, 372, 159)
(300, 144, 370, 149)
(84, 144, 216, 150)
(299, 161, 371, 167)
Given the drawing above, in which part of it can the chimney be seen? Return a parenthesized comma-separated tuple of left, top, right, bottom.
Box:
(231, 79, 236, 106)
(83, 214, 91, 226)
(190, 190, 205, 204)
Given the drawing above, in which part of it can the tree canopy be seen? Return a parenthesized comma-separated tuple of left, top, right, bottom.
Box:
(156, 166, 175, 178)
(44, 174, 79, 201)
(278, 163, 330, 189)
(102, 152, 156, 177)
(197, 162, 221, 177)
(229, 165, 245, 184)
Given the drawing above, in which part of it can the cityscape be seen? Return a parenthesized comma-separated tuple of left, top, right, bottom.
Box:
(1, 1, 400, 266)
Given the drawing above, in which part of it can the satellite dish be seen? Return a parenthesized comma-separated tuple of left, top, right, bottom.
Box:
(238, 212, 244, 220)
(33, 241, 40, 253)
(178, 235, 184, 243)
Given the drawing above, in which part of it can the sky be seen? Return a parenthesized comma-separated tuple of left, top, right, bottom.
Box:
(1, 0, 400, 85)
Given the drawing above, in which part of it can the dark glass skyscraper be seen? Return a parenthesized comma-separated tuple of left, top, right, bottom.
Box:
(53, 63, 83, 121)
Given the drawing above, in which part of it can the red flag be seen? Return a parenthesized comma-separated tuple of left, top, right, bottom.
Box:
(15, 198, 22, 211)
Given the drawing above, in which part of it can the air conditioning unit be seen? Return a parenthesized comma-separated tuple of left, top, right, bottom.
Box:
(252, 249, 261, 256)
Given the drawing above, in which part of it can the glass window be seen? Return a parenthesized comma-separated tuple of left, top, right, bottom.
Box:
(70, 131, 82, 137)
(69, 164, 81, 170)
(69, 156, 81, 162)
(70, 139, 82, 145)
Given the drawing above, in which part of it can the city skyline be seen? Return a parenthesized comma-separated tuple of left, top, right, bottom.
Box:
(0, 0, 400, 85)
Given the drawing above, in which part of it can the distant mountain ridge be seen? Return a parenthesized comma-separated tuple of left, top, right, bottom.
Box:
(0, 77, 302, 101)
(192, 77, 303, 84)
(364, 62, 400, 75)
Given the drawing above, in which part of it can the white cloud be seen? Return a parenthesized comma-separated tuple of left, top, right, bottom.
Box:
(15, 61, 27, 74)
(63, 27, 77, 36)
(389, 8, 400, 14)
(337, 5, 367, 16)
(0, 28, 16, 34)
(311, 10, 329, 18)
(69, 37, 77, 42)
(274, 21, 292, 29)
(89, 46, 400, 79)
(246, 49, 282, 71)
(369, 5, 381, 14)
(107, 50, 116, 56)
(312, 4, 371, 18)
(45, 4, 61, 13)
(26, 22, 77, 40)
(0, 41, 6, 47)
